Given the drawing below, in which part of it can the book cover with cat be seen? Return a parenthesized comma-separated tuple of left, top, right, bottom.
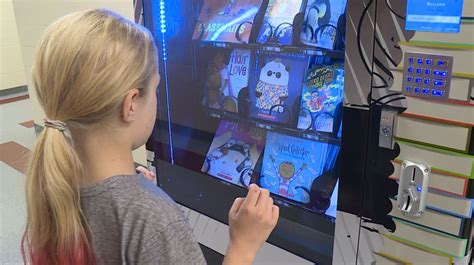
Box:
(248, 51, 309, 124)
(297, 63, 344, 133)
(202, 120, 266, 187)
(192, 0, 263, 43)
(256, 0, 304, 45)
(205, 49, 251, 113)
(300, 0, 347, 49)
(260, 132, 340, 210)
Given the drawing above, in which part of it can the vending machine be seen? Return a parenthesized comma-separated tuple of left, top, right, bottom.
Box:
(140, 0, 473, 264)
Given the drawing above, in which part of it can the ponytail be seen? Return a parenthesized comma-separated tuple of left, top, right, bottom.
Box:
(22, 127, 94, 264)
(22, 9, 158, 265)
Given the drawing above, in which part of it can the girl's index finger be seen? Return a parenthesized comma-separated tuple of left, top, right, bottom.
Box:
(242, 184, 261, 208)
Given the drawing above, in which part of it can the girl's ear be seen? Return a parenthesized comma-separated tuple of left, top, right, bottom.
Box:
(121, 88, 140, 123)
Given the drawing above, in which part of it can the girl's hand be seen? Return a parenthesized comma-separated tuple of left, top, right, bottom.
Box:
(136, 166, 156, 182)
(224, 184, 279, 265)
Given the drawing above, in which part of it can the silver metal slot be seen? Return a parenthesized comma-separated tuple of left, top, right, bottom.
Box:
(397, 160, 430, 217)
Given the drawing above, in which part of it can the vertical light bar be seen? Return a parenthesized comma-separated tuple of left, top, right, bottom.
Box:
(159, 0, 174, 164)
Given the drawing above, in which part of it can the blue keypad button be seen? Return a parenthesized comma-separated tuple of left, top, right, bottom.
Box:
(439, 71, 447, 77)
(415, 77, 422, 83)
(437, 60, 447, 66)
(407, 76, 413, 82)
(408, 57, 414, 64)
(426, 59, 433, 65)
(431, 89, 445, 97)
(416, 68, 422, 74)
(407, 66, 414, 73)
(424, 78, 430, 85)
(414, 87, 420, 93)
(434, 79, 444, 87)
(422, 88, 430, 94)
(425, 69, 431, 75)
(417, 58, 424, 64)
(406, 86, 412, 92)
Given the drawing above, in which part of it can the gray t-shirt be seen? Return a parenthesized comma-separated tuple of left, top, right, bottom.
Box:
(80, 174, 207, 265)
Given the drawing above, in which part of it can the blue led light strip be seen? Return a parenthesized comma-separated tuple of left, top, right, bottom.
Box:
(159, 0, 174, 164)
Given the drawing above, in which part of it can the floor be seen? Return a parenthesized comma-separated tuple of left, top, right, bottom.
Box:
(0, 97, 36, 265)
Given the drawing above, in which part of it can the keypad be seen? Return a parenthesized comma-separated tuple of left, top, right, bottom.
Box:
(402, 53, 452, 101)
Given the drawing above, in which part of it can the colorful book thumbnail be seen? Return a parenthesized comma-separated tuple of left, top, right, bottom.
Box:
(259, 131, 340, 216)
(192, 0, 263, 43)
(300, 0, 347, 49)
(297, 63, 344, 134)
(202, 120, 266, 187)
(256, 0, 304, 45)
(248, 51, 309, 125)
(205, 49, 251, 113)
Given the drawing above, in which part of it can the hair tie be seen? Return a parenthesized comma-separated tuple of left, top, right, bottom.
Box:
(44, 118, 67, 132)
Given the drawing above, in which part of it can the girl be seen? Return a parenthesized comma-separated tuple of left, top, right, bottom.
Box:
(22, 9, 279, 265)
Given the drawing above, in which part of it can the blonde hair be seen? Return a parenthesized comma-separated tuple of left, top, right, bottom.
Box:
(22, 9, 158, 264)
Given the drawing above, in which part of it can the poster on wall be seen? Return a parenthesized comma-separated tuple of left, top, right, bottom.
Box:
(405, 0, 464, 33)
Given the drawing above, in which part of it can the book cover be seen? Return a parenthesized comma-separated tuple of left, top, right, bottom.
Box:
(297, 63, 344, 133)
(202, 120, 266, 186)
(300, 0, 347, 49)
(259, 131, 340, 215)
(256, 0, 304, 45)
(192, 0, 263, 43)
(248, 51, 308, 124)
(205, 49, 252, 112)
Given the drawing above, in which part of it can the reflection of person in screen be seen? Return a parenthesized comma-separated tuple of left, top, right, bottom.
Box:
(23, 9, 279, 265)
(220, 62, 234, 98)
(218, 0, 237, 16)
(269, 155, 307, 198)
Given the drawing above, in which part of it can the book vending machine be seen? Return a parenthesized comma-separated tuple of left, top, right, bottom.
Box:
(140, 0, 473, 264)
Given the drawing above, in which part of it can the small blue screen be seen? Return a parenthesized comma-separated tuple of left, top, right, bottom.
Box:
(405, 0, 464, 33)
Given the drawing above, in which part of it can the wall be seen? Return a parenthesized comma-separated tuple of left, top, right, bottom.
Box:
(12, 0, 147, 165)
(0, 0, 26, 91)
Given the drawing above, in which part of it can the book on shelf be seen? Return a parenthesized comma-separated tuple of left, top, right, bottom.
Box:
(297, 63, 344, 135)
(205, 49, 252, 113)
(378, 235, 452, 265)
(248, 51, 309, 125)
(395, 115, 472, 154)
(389, 199, 470, 237)
(256, 0, 304, 45)
(386, 218, 468, 258)
(201, 120, 266, 187)
(425, 190, 473, 218)
(259, 131, 340, 216)
(391, 161, 472, 197)
(396, 140, 474, 179)
(192, 0, 264, 43)
(300, 0, 347, 49)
